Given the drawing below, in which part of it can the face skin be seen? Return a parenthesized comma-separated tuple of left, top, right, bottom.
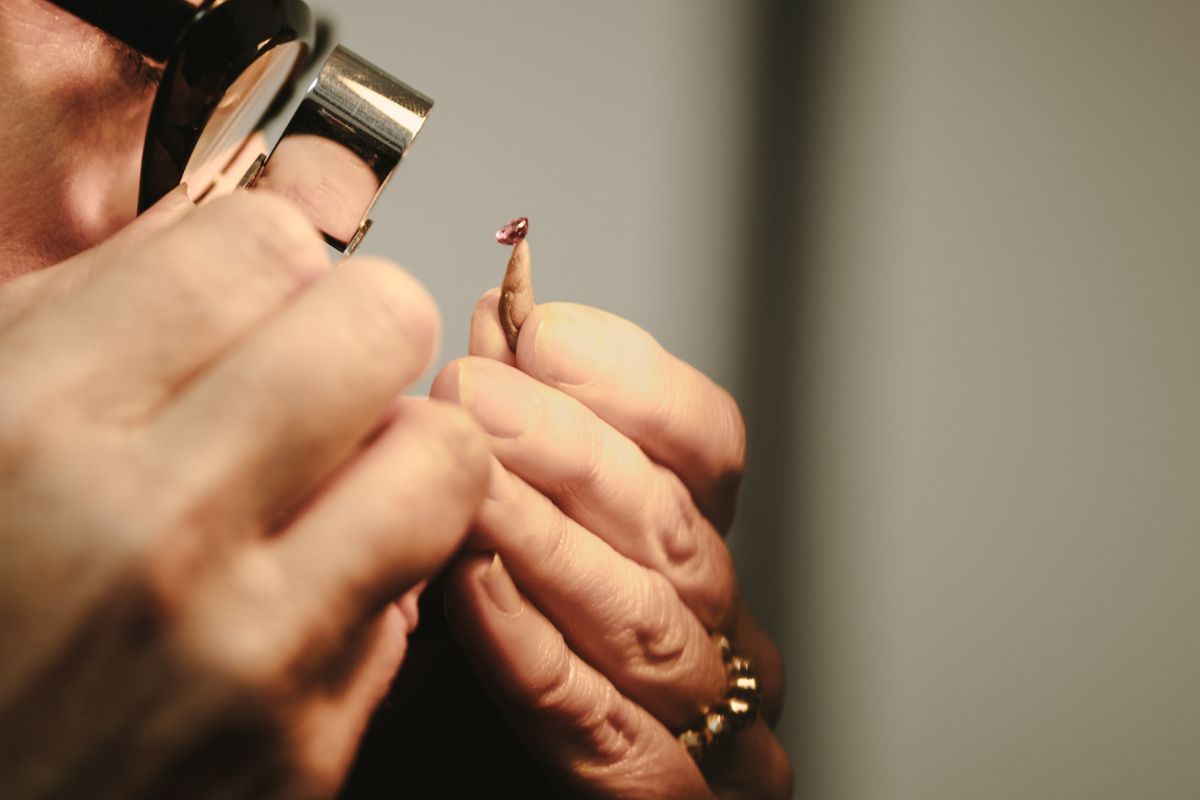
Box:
(0, 1, 168, 282)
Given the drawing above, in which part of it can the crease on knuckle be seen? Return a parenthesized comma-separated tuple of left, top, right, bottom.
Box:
(576, 689, 647, 772)
(553, 413, 608, 503)
(622, 571, 690, 675)
(528, 634, 585, 720)
(530, 653, 644, 772)
(529, 500, 572, 572)
(653, 474, 737, 626)
(655, 473, 704, 567)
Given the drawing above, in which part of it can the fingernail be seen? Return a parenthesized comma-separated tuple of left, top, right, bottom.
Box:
(460, 364, 539, 439)
(480, 554, 524, 616)
(143, 182, 194, 219)
(531, 306, 613, 387)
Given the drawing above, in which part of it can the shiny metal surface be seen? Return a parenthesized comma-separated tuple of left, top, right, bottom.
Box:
(246, 45, 434, 253)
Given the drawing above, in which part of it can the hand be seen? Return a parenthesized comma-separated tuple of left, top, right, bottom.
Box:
(0, 191, 488, 799)
(432, 291, 792, 799)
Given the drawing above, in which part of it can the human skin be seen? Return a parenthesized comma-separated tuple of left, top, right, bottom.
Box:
(0, 1, 792, 797)
(0, 189, 489, 798)
(433, 294, 792, 799)
(0, 3, 489, 797)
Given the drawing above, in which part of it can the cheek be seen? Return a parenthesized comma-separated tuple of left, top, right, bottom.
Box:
(61, 96, 155, 251)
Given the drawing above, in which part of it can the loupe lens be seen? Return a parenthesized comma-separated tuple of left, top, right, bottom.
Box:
(181, 41, 305, 202)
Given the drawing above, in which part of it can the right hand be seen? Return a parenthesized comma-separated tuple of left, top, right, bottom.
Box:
(0, 190, 489, 799)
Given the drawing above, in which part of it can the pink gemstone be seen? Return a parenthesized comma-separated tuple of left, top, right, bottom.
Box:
(496, 216, 530, 245)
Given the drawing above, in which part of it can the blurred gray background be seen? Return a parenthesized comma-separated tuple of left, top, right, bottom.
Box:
(309, 1, 1199, 797)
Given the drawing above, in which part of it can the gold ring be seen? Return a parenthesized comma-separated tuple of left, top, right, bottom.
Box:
(677, 633, 761, 764)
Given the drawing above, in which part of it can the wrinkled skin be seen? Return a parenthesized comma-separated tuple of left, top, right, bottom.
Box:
(0, 1, 791, 797)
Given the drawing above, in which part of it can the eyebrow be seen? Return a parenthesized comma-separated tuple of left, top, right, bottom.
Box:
(114, 41, 165, 91)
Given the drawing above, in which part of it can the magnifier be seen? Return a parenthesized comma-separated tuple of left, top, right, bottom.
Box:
(47, 0, 432, 255)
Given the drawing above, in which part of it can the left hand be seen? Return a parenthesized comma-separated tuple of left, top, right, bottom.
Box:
(431, 290, 792, 799)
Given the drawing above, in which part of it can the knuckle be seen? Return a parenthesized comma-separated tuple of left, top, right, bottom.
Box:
(553, 414, 607, 501)
(715, 385, 748, 477)
(653, 476, 738, 629)
(528, 638, 597, 730)
(154, 550, 305, 702)
(412, 399, 490, 488)
(199, 192, 329, 285)
(529, 503, 571, 571)
(529, 649, 643, 768)
(622, 571, 691, 674)
(654, 473, 705, 565)
(577, 688, 644, 769)
(338, 257, 440, 364)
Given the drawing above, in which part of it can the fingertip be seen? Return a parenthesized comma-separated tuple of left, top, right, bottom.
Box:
(372, 602, 411, 678)
(147, 182, 196, 223)
(105, 183, 196, 252)
(474, 286, 503, 314)
(442, 552, 494, 627)
(516, 302, 619, 387)
(429, 357, 466, 404)
(394, 580, 427, 635)
(477, 553, 525, 617)
(344, 256, 443, 377)
(405, 397, 491, 507)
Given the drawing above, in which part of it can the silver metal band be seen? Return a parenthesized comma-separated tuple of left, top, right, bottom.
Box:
(241, 45, 433, 255)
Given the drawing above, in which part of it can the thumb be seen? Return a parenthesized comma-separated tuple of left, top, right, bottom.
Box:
(0, 184, 195, 327)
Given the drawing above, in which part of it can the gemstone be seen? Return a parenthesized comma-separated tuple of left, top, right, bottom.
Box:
(705, 711, 732, 745)
(731, 674, 760, 699)
(679, 728, 707, 762)
(496, 216, 530, 245)
(725, 696, 757, 730)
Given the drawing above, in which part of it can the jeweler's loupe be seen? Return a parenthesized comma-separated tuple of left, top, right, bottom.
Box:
(239, 46, 434, 255)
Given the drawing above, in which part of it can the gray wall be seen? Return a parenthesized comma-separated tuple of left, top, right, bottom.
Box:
(764, 2, 1200, 798)
(310, 2, 1200, 798)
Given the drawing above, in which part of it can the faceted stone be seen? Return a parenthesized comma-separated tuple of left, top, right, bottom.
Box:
(725, 696, 757, 730)
(705, 711, 732, 747)
(731, 674, 760, 699)
(496, 216, 530, 245)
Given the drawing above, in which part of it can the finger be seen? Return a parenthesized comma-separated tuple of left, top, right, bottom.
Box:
(152, 256, 442, 529)
(474, 459, 727, 730)
(0, 185, 194, 330)
(432, 357, 736, 631)
(2, 192, 331, 423)
(273, 399, 488, 625)
(707, 721, 794, 800)
(444, 554, 716, 800)
(468, 287, 516, 365)
(295, 603, 410, 797)
(727, 600, 786, 728)
(517, 303, 746, 530)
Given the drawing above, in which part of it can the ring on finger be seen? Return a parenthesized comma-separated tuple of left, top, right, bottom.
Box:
(677, 633, 762, 764)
